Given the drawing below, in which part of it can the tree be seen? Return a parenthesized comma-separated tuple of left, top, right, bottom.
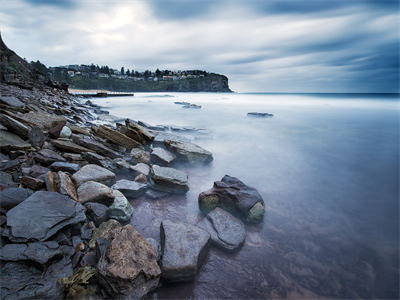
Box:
(121, 67, 124, 75)
(126, 69, 130, 76)
(155, 68, 161, 77)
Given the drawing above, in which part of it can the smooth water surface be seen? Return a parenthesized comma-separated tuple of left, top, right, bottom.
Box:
(92, 93, 399, 299)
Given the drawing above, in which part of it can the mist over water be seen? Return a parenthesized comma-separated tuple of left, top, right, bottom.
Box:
(92, 93, 399, 299)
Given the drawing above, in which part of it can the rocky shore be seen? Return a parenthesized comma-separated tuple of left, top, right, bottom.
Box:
(0, 35, 265, 299)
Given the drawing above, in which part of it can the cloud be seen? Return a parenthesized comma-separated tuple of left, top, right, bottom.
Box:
(0, 0, 398, 92)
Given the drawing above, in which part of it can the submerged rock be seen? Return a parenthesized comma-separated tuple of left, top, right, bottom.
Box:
(160, 220, 210, 282)
(111, 179, 147, 198)
(72, 164, 116, 187)
(198, 175, 265, 223)
(247, 112, 273, 118)
(164, 139, 213, 164)
(150, 165, 189, 194)
(198, 207, 245, 252)
(77, 181, 114, 205)
(107, 190, 134, 223)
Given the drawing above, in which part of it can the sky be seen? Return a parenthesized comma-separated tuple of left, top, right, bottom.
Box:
(0, 0, 399, 93)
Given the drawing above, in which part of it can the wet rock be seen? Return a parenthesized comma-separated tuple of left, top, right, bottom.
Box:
(198, 207, 245, 252)
(125, 119, 155, 142)
(198, 175, 265, 223)
(96, 224, 161, 298)
(77, 181, 114, 205)
(114, 158, 131, 170)
(29, 165, 49, 177)
(28, 126, 45, 148)
(150, 165, 189, 194)
(5, 191, 86, 242)
(151, 147, 176, 165)
(0, 187, 33, 210)
(134, 173, 147, 184)
(160, 220, 210, 282)
(19, 111, 66, 130)
(0, 130, 31, 151)
(107, 190, 134, 223)
(247, 112, 273, 117)
(58, 171, 78, 201)
(0, 95, 25, 108)
(85, 202, 109, 226)
(0, 114, 30, 139)
(145, 189, 168, 200)
(96, 125, 143, 149)
(50, 161, 80, 173)
(70, 126, 91, 135)
(165, 139, 213, 164)
(146, 238, 162, 261)
(131, 162, 150, 176)
(111, 179, 147, 198)
(73, 135, 120, 158)
(153, 132, 191, 147)
(60, 126, 72, 138)
(183, 103, 201, 109)
(34, 148, 66, 166)
(89, 219, 121, 249)
(82, 151, 106, 165)
(49, 122, 66, 138)
(21, 175, 45, 190)
(0, 241, 63, 264)
(0, 159, 20, 171)
(52, 139, 91, 153)
(72, 164, 116, 187)
(130, 147, 151, 164)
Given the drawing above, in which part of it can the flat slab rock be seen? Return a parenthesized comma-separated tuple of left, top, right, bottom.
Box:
(34, 148, 66, 166)
(150, 165, 189, 194)
(111, 179, 147, 198)
(131, 162, 150, 176)
(0, 130, 31, 151)
(77, 180, 114, 205)
(198, 207, 246, 252)
(151, 147, 176, 165)
(72, 164, 116, 187)
(5, 191, 86, 242)
(52, 139, 91, 154)
(50, 161, 80, 173)
(0, 187, 33, 210)
(164, 139, 213, 164)
(0, 241, 63, 264)
(160, 220, 210, 282)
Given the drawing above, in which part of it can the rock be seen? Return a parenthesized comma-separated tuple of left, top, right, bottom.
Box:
(151, 147, 176, 165)
(0, 159, 20, 171)
(0, 171, 18, 190)
(0, 187, 33, 210)
(58, 171, 78, 201)
(130, 162, 150, 176)
(19, 111, 66, 130)
(111, 179, 147, 198)
(0, 96, 25, 108)
(130, 147, 150, 164)
(44, 171, 58, 192)
(82, 151, 106, 165)
(89, 219, 121, 249)
(150, 165, 189, 194)
(197, 207, 245, 252)
(145, 189, 168, 200)
(0, 241, 63, 264)
(48, 122, 66, 138)
(80, 222, 94, 241)
(96, 224, 161, 298)
(85, 202, 109, 226)
(153, 132, 190, 147)
(59, 266, 98, 299)
(114, 158, 131, 170)
(50, 161, 80, 173)
(21, 175, 45, 190)
(165, 139, 213, 164)
(52, 139, 91, 153)
(29, 165, 49, 177)
(63, 152, 84, 163)
(134, 173, 147, 184)
(174, 101, 190, 105)
(28, 126, 45, 148)
(160, 220, 210, 282)
(0, 114, 30, 139)
(0, 130, 31, 151)
(247, 112, 273, 117)
(146, 238, 161, 261)
(183, 103, 201, 109)
(198, 175, 265, 223)
(72, 164, 116, 187)
(5, 191, 86, 242)
(34, 148, 66, 166)
(73, 135, 120, 158)
(77, 181, 114, 205)
(70, 126, 91, 135)
(60, 126, 72, 138)
(96, 125, 143, 149)
(108, 190, 134, 223)
(125, 119, 155, 142)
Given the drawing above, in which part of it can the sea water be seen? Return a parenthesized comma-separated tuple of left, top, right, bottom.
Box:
(92, 92, 399, 299)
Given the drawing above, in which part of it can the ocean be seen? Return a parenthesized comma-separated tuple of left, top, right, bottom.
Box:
(91, 92, 399, 299)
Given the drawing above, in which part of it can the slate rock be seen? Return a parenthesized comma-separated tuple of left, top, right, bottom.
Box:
(151, 147, 176, 165)
(0, 159, 20, 171)
(29, 165, 49, 177)
(0, 171, 18, 190)
(150, 165, 189, 194)
(85, 202, 109, 226)
(28, 126, 45, 148)
(73, 135, 120, 158)
(0, 114, 30, 139)
(0, 96, 25, 108)
(111, 179, 147, 198)
(77, 181, 114, 205)
(34, 148, 66, 166)
(130, 148, 150, 164)
(0, 130, 31, 151)
(82, 151, 106, 165)
(21, 175, 45, 190)
(57, 171, 78, 201)
(107, 190, 134, 223)
(165, 139, 213, 164)
(131, 162, 150, 176)
(0, 187, 33, 210)
(0, 241, 62, 264)
(96, 125, 143, 149)
(50, 161, 80, 173)
(52, 139, 91, 154)
(72, 164, 116, 187)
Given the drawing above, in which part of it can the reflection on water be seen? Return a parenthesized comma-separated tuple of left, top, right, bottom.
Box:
(93, 93, 399, 299)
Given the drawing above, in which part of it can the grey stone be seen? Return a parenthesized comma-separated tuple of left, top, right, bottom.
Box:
(146, 238, 161, 261)
(0, 241, 62, 264)
(0, 96, 25, 108)
(77, 181, 114, 205)
(111, 179, 147, 198)
(59, 126, 72, 138)
(0, 114, 30, 139)
(0, 171, 18, 190)
(82, 151, 106, 165)
(50, 161, 80, 173)
(73, 135, 120, 158)
(34, 148, 66, 166)
(151, 147, 176, 165)
(130, 162, 150, 176)
(0, 187, 33, 210)
(52, 139, 91, 154)
(107, 190, 134, 223)
(0, 131, 31, 151)
(72, 164, 116, 187)
(130, 147, 150, 164)
(0, 159, 20, 171)
(150, 165, 189, 194)
(165, 139, 213, 164)
(28, 126, 45, 148)
(85, 202, 109, 226)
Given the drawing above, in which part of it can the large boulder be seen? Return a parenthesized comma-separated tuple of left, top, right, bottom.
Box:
(198, 175, 265, 223)
(96, 125, 143, 149)
(4, 191, 86, 242)
(0, 187, 33, 210)
(96, 224, 161, 298)
(77, 181, 114, 205)
(197, 207, 245, 252)
(111, 179, 147, 198)
(151, 147, 176, 165)
(150, 165, 189, 194)
(0, 130, 31, 151)
(160, 220, 210, 282)
(164, 139, 213, 164)
(72, 164, 116, 187)
(107, 190, 134, 223)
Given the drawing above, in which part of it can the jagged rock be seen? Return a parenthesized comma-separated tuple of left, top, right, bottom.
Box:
(5, 191, 86, 242)
(0, 130, 31, 151)
(96, 224, 161, 298)
(96, 125, 143, 149)
(130, 148, 150, 164)
(151, 147, 176, 165)
(107, 190, 134, 223)
(28, 126, 45, 148)
(130, 162, 150, 176)
(134, 173, 147, 184)
(44, 171, 58, 192)
(164, 139, 213, 164)
(198, 207, 245, 252)
(77, 181, 114, 205)
(125, 119, 155, 142)
(150, 165, 189, 194)
(63, 152, 84, 163)
(73, 135, 120, 158)
(29, 165, 49, 177)
(153, 132, 191, 147)
(111, 179, 147, 198)
(70, 126, 90, 135)
(0, 159, 20, 171)
(0, 187, 33, 210)
(82, 151, 106, 165)
(0, 171, 18, 190)
(146, 238, 162, 261)
(19, 111, 66, 130)
(89, 219, 121, 249)
(72, 164, 116, 187)
(34, 148, 66, 166)
(52, 139, 91, 153)
(50, 161, 80, 173)
(0, 114, 30, 139)
(60, 126, 72, 138)
(0, 241, 62, 264)
(85, 202, 109, 226)
(114, 158, 131, 170)
(160, 220, 210, 282)
(21, 175, 45, 190)
(0, 96, 25, 108)
(198, 175, 265, 223)
(57, 171, 78, 201)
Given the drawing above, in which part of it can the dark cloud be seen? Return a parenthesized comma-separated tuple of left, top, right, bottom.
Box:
(22, 0, 75, 8)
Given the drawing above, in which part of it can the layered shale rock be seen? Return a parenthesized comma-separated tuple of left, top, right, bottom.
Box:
(164, 139, 213, 164)
(150, 165, 189, 194)
(72, 164, 116, 187)
(77, 181, 114, 205)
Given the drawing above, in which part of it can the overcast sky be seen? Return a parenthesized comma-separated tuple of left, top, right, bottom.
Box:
(1, 0, 398, 92)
